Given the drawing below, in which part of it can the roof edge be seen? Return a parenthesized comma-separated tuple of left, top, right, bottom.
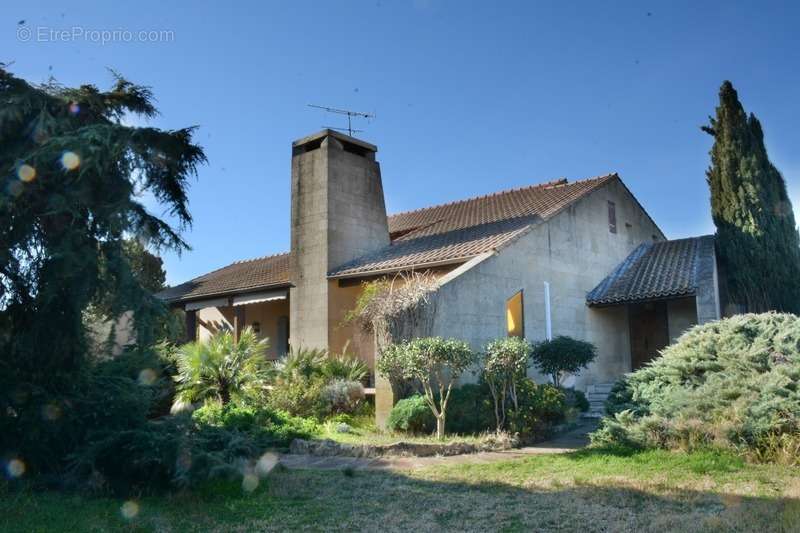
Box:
(160, 281, 293, 306)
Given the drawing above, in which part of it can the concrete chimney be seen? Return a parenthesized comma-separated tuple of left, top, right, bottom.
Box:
(289, 130, 390, 350)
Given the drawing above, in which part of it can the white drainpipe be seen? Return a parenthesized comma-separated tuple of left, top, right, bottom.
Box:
(544, 281, 552, 341)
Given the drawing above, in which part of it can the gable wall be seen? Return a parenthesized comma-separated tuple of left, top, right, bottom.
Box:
(431, 177, 664, 389)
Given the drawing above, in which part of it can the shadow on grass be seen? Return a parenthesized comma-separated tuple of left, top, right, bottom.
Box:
(3, 456, 799, 532)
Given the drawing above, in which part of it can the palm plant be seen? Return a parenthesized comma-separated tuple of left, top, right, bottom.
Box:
(273, 347, 329, 381)
(173, 328, 269, 407)
(321, 354, 369, 383)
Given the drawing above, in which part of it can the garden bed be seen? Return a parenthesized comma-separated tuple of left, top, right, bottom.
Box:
(289, 432, 517, 458)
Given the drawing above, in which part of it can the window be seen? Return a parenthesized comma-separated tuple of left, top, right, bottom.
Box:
(608, 201, 617, 233)
(506, 290, 524, 337)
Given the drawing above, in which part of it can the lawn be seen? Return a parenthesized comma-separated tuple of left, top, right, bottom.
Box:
(318, 414, 489, 446)
(3, 447, 799, 532)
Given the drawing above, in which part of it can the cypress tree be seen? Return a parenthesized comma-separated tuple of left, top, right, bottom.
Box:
(703, 81, 800, 313)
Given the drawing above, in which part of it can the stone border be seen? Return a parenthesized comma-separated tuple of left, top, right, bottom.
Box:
(289, 434, 517, 458)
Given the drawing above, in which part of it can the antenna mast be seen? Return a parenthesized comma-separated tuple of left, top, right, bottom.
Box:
(307, 104, 374, 137)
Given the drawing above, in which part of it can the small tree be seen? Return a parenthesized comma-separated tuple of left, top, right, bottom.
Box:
(531, 336, 596, 388)
(378, 337, 476, 439)
(482, 337, 532, 432)
(173, 328, 269, 407)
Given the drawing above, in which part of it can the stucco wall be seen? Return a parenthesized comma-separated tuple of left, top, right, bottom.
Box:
(197, 299, 289, 359)
(667, 297, 698, 343)
(430, 177, 664, 390)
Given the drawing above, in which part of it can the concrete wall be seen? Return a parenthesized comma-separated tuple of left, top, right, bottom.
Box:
(289, 130, 390, 351)
(695, 237, 722, 324)
(430, 177, 664, 390)
(196, 299, 289, 359)
(667, 297, 698, 343)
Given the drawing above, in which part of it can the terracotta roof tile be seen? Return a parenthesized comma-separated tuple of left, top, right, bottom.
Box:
(160, 174, 618, 302)
(331, 174, 616, 277)
(586, 235, 715, 306)
(158, 253, 290, 303)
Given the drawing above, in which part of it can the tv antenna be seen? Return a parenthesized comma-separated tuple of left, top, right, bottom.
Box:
(307, 104, 375, 137)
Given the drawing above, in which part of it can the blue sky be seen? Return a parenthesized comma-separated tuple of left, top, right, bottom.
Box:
(4, 1, 800, 285)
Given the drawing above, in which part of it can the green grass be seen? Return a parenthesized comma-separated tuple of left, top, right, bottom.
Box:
(319, 414, 487, 446)
(3, 448, 800, 532)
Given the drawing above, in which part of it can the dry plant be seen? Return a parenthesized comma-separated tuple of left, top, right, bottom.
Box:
(352, 270, 440, 349)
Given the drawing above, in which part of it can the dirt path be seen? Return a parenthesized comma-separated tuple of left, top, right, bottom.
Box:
(279, 419, 598, 471)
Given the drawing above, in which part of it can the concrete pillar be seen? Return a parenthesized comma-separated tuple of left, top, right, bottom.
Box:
(695, 236, 721, 324)
(185, 309, 197, 343)
(289, 130, 389, 351)
(233, 305, 245, 342)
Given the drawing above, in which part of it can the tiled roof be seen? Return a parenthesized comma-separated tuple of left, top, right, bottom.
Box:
(160, 174, 618, 303)
(158, 253, 290, 303)
(330, 174, 617, 277)
(586, 235, 715, 306)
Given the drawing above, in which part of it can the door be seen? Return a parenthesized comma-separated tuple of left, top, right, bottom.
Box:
(628, 301, 669, 370)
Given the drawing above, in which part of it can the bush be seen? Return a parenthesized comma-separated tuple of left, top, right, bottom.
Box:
(267, 348, 370, 419)
(387, 395, 435, 434)
(591, 313, 800, 460)
(322, 379, 365, 414)
(531, 336, 597, 387)
(482, 337, 532, 431)
(508, 379, 567, 440)
(563, 388, 589, 413)
(378, 337, 477, 438)
(0, 351, 162, 477)
(68, 417, 258, 494)
(192, 400, 319, 446)
(444, 383, 495, 435)
(266, 375, 327, 419)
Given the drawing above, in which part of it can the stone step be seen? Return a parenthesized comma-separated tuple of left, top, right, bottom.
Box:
(586, 383, 615, 394)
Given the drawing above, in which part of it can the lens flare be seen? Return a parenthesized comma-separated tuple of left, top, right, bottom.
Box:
(121, 500, 139, 520)
(41, 403, 62, 421)
(256, 452, 279, 477)
(61, 151, 80, 171)
(138, 368, 157, 386)
(17, 164, 36, 182)
(242, 473, 259, 492)
(6, 458, 25, 478)
(6, 181, 23, 197)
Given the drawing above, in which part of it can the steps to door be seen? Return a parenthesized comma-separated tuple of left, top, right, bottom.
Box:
(583, 382, 614, 418)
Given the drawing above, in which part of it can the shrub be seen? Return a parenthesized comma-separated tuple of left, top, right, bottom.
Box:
(378, 337, 477, 438)
(444, 383, 495, 435)
(482, 337, 532, 431)
(173, 328, 269, 406)
(387, 395, 435, 434)
(68, 417, 258, 494)
(267, 348, 370, 419)
(0, 355, 160, 477)
(591, 313, 800, 460)
(192, 400, 319, 446)
(266, 374, 327, 419)
(322, 379, 365, 414)
(531, 336, 597, 387)
(508, 379, 567, 440)
(563, 388, 589, 413)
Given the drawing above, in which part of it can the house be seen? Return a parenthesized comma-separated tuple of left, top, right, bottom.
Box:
(158, 129, 721, 421)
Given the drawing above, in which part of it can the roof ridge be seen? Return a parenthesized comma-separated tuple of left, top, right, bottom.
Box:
(653, 234, 714, 245)
(231, 251, 290, 265)
(387, 173, 616, 220)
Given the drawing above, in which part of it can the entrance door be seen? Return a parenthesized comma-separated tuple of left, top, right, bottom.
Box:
(628, 301, 669, 370)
